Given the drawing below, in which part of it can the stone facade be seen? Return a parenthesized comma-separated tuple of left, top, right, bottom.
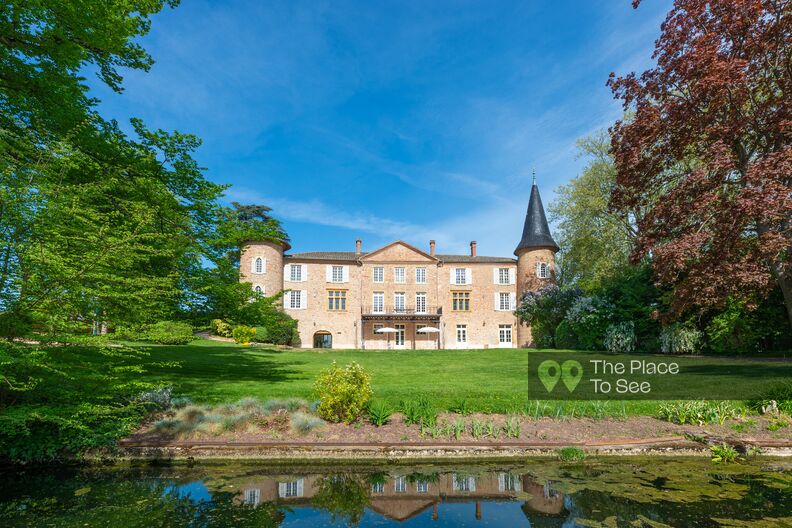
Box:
(239, 183, 558, 349)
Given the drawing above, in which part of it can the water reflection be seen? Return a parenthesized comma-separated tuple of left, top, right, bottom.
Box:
(0, 458, 790, 527)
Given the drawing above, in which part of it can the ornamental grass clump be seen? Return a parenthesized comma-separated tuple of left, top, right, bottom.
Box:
(291, 411, 325, 433)
(313, 362, 372, 423)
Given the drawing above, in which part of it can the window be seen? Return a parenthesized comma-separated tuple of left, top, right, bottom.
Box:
(243, 488, 261, 506)
(373, 292, 384, 314)
(253, 257, 264, 274)
(288, 264, 303, 282)
(373, 323, 384, 335)
(331, 265, 344, 283)
(394, 292, 405, 312)
(394, 476, 406, 493)
(498, 267, 510, 285)
(499, 472, 521, 492)
(453, 474, 475, 492)
(328, 290, 347, 311)
(498, 292, 511, 311)
(536, 262, 550, 279)
(288, 291, 304, 309)
(415, 267, 426, 284)
(279, 479, 303, 498)
(254, 285, 263, 295)
(452, 291, 470, 311)
(373, 266, 384, 283)
(394, 267, 405, 283)
(456, 324, 467, 344)
(415, 292, 427, 314)
(416, 481, 428, 493)
(372, 482, 384, 494)
(395, 324, 405, 346)
(499, 324, 512, 344)
(455, 268, 466, 285)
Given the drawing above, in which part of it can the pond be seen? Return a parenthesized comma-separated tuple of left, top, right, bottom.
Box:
(0, 457, 790, 527)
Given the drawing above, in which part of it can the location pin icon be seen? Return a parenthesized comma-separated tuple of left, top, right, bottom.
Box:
(561, 360, 583, 393)
(538, 360, 561, 393)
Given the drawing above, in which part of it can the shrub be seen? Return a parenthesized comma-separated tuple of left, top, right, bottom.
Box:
(210, 319, 233, 338)
(603, 321, 636, 353)
(253, 326, 269, 343)
(710, 443, 740, 463)
(137, 387, 173, 410)
(566, 296, 612, 350)
(144, 321, 194, 345)
(313, 362, 372, 423)
(660, 324, 703, 355)
(232, 325, 256, 345)
(558, 446, 586, 462)
(554, 320, 578, 349)
(515, 285, 582, 348)
(367, 400, 393, 427)
(291, 412, 324, 433)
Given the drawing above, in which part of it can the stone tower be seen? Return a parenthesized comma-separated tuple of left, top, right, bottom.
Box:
(239, 240, 291, 297)
(514, 179, 559, 347)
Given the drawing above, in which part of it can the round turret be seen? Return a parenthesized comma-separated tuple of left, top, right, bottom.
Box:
(240, 240, 290, 297)
(514, 181, 559, 347)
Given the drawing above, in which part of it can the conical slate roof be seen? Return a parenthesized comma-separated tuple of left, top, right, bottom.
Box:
(514, 183, 559, 255)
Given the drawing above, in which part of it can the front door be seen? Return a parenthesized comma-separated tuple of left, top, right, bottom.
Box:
(395, 324, 405, 348)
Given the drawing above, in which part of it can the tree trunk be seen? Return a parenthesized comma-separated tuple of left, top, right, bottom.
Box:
(768, 258, 792, 332)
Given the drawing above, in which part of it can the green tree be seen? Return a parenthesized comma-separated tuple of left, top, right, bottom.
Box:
(549, 131, 637, 290)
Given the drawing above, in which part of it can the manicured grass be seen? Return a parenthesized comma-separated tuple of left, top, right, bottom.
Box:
(123, 339, 790, 416)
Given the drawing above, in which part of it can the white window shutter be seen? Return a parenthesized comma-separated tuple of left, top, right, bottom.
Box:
(296, 479, 304, 496)
(283, 291, 291, 306)
(325, 265, 332, 282)
(251, 257, 256, 274)
(278, 483, 286, 497)
(301, 290, 307, 309)
(494, 292, 500, 310)
(493, 268, 499, 284)
(283, 264, 289, 279)
(465, 268, 472, 284)
(262, 258, 267, 273)
(535, 262, 541, 277)
(510, 292, 517, 310)
(449, 269, 455, 284)
(342, 266, 349, 283)
(509, 268, 516, 285)
(302, 264, 308, 281)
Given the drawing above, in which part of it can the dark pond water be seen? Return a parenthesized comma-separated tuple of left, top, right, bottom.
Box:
(0, 457, 790, 527)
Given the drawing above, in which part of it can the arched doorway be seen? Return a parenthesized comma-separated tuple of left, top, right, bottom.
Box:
(313, 331, 332, 349)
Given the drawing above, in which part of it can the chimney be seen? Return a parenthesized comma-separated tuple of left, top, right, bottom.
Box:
(470, 240, 477, 257)
(429, 240, 436, 257)
(355, 239, 362, 255)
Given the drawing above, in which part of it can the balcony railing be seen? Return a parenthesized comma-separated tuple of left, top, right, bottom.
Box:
(362, 305, 442, 316)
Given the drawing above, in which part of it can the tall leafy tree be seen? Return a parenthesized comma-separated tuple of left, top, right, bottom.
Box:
(608, 0, 792, 327)
(0, 1, 228, 330)
(550, 131, 638, 290)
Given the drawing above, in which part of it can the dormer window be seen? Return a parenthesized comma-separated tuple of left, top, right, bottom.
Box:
(536, 262, 550, 279)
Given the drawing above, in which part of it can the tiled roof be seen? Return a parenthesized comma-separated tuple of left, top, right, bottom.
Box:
(435, 254, 516, 263)
(284, 251, 363, 261)
(284, 251, 515, 264)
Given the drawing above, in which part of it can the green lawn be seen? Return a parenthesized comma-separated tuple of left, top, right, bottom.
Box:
(123, 338, 790, 416)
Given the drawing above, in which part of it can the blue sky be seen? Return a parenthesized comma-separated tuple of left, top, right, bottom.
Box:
(90, 0, 671, 257)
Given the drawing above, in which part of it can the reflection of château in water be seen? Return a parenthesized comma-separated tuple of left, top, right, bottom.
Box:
(233, 471, 566, 523)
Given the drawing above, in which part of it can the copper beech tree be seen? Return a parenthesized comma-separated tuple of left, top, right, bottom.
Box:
(608, 0, 792, 327)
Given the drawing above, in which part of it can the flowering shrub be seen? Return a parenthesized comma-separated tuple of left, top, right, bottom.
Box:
(566, 295, 613, 350)
(603, 321, 636, 353)
(515, 285, 581, 348)
(660, 324, 702, 355)
(313, 362, 372, 423)
(232, 325, 256, 345)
